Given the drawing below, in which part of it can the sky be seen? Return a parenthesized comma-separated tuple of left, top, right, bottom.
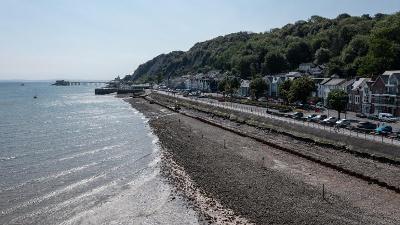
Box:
(0, 0, 399, 81)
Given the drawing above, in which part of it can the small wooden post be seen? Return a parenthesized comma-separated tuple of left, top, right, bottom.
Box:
(322, 184, 325, 200)
(224, 139, 226, 148)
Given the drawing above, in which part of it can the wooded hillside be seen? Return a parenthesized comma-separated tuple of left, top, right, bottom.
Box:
(125, 12, 400, 82)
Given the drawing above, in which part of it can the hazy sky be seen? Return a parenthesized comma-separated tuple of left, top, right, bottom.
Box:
(0, 0, 399, 81)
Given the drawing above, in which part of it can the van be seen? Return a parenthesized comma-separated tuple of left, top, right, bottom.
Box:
(378, 113, 397, 122)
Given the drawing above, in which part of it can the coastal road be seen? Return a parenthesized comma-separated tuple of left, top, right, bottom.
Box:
(155, 90, 400, 147)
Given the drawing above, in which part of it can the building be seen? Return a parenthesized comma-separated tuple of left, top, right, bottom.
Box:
(348, 78, 371, 113)
(264, 75, 286, 97)
(263, 72, 303, 98)
(317, 77, 355, 106)
(298, 63, 326, 77)
(298, 63, 315, 73)
(370, 71, 400, 116)
(182, 72, 220, 93)
(237, 80, 250, 97)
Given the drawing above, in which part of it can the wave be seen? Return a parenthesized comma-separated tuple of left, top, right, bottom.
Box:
(58, 144, 123, 161)
(0, 156, 17, 161)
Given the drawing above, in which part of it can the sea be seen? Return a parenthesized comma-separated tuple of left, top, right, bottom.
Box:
(0, 82, 199, 225)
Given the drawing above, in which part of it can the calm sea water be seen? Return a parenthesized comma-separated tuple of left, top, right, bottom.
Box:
(0, 82, 198, 225)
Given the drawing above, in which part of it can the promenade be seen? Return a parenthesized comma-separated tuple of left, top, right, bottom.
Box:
(156, 90, 400, 147)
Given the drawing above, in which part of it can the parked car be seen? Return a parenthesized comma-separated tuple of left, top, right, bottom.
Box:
(335, 119, 351, 128)
(378, 113, 397, 122)
(310, 114, 327, 122)
(356, 121, 377, 130)
(322, 117, 337, 125)
(356, 113, 367, 118)
(367, 115, 379, 121)
(304, 114, 317, 121)
(279, 108, 291, 113)
(258, 97, 268, 102)
(291, 112, 304, 119)
(375, 125, 393, 135)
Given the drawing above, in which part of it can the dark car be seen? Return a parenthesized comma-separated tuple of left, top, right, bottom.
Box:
(367, 115, 379, 121)
(279, 108, 291, 113)
(291, 112, 304, 119)
(356, 113, 367, 118)
(356, 121, 377, 130)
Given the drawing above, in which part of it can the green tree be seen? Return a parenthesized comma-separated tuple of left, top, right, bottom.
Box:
(341, 35, 369, 64)
(286, 41, 312, 68)
(289, 76, 315, 103)
(314, 48, 331, 64)
(263, 51, 288, 74)
(327, 89, 348, 119)
(156, 74, 163, 84)
(278, 79, 292, 104)
(249, 75, 267, 99)
(219, 76, 241, 97)
(327, 57, 344, 76)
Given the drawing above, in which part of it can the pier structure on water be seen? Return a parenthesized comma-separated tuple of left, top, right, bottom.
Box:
(52, 80, 108, 86)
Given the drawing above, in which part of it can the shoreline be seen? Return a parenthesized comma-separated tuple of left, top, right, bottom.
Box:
(125, 96, 400, 224)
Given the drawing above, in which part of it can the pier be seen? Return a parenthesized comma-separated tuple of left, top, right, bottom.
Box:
(52, 80, 108, 86)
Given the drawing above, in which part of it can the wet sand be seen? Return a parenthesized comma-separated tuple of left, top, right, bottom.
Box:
(126, 97, 400, 225)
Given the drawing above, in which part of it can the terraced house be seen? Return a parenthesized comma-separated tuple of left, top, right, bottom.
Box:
(371, 71, 400, 116)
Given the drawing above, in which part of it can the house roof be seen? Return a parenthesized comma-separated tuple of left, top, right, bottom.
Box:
(312, 78, 327, 84)
(383, 70, 400, 76)
(323, 78, 346, 86)
(241, 80, 250, 87)
(286, 72, 302, 77)
(351, 78, 370, 90)
(319, 78, 332, 85)
(342, 79, 355, 88)
(299, 63, 315, 67)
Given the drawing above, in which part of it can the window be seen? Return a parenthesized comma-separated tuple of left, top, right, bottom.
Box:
(355, 96, 360, 104)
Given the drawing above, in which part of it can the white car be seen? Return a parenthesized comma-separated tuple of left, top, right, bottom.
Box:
(322, 117, 337, 125)
(378, 113, 397, 122)
(335, 119, 351, 127)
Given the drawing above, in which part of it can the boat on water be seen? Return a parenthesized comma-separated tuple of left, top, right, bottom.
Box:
(33, 96, 37, 99)
(21, 83, 25, 86)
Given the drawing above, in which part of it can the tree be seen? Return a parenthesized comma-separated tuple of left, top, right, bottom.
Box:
(289, 76, 315, 103)
(286, 41, 312, 68)
(278, 79, 292, 104)
(263, 51, 288, 74)
(327, 57, 344, 76)
(249, 75, 267, 99)
(341, 35, 369, 64)
(156, 74, 163, 84)
(219, 76, 240, 97)
(327, 89, 348, 119)
(314, 48, 331, 64)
